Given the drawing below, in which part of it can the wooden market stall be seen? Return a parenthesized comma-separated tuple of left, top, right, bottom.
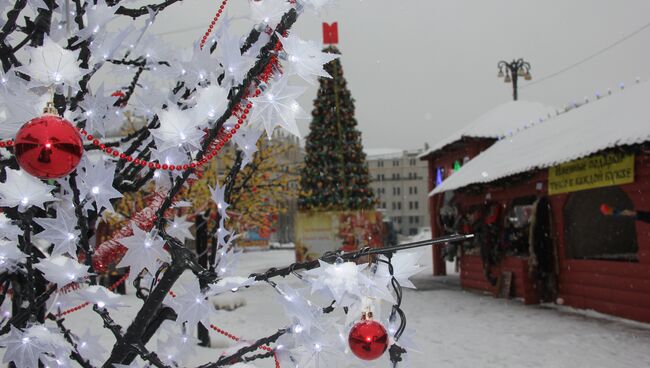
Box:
(422, 83, 650, 323)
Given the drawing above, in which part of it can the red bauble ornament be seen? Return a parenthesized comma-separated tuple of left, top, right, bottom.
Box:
(348, 318, 388, 361)
(14, 111, 83, 179)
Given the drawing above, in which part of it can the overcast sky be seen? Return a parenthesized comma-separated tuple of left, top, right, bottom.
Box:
(149, 0, 650, 151)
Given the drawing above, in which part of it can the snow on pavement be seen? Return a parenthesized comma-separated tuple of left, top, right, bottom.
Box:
(210, 248, 650, 368)
(8, 248, 649, 368)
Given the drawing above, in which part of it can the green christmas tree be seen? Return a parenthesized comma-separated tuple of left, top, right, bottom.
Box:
(299, 46, 375, 211)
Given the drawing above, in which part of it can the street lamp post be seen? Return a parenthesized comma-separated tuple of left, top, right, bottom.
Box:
(497, 59, 532, 101)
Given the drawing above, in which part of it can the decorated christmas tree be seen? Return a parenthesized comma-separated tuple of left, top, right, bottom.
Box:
(299, 26, 375, 211)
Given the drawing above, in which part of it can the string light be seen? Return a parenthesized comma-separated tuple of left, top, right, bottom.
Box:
(496, 76, 643, 141)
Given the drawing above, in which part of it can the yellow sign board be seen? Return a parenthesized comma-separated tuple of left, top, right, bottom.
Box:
(548, 153, 635, 195)
(295, 211, 383, 261)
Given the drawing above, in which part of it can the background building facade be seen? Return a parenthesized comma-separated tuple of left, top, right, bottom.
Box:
(366, 146, 431, 235)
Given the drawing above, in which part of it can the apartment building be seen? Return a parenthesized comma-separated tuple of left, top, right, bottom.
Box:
(366, 146, 430, 235)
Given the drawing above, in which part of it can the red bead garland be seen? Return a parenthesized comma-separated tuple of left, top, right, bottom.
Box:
(200, 0, 229, 50)
(76, 102, 254, 173)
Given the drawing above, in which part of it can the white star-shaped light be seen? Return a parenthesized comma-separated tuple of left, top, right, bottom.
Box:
(75, 329, 107, 365)
(209, 181, 229, 219)
(157, 333, 200, 367)
(250, 76, 307, 137)
(276, 285, 323, 334)
(1, 326, 48, 368)
(216, 30, 255, 88)
(0, 168, 56, 212)
(0, 240, 27, 273)
(34, 256, 91, 287)
(88, 24, 135, 64)
(375, 251, 424, 289)
(76, 285, 128, 310)
(78, 83, 121, 137)
(0, 80, 42, 139)
(213, 217, 236, 251)
(41, 347, 74, 368)
(288, 326, 347, 368)
(0, 213, 22, 241)
(116, 224, 170, 279)
(231, 125, 262, 168)
(34, 207, 80, 259)
(192, 85, 229, 127)
(167, 215, 194, 242)
(151, 106, 204, 152)
(77, 158, 123, 213)
(250, 0, 291, 27)
(298, 0, 334, 13)
(179, 43, 219, 87)
(16, 37, 86, 88)
(149, 146, 187, 188)
(213, 242, 241, 277)
(171, 278, 211, 329)
(76, 0, 117, 41)
(304, 261, 375, 306)
(281, 34, 339, 85)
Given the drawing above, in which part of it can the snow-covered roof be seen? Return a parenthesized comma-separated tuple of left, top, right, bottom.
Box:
(419, 100, 556, 159)
(364, 148, 404, 159)
(432, 81, 650, 195)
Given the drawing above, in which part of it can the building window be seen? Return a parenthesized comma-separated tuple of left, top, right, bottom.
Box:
(397, 187, 401, 195)
(382, 202, 386, 208)
(415, 216, 419, 224)
(393, 160, 399, 167)
(414, 202, 419, 210)
(410, 158, 416, 166)
(376, 174, 380, 181)
(409, 228, 418, 235)
(378, 160, 384, 167)
(397, 202, 402, 210)
(408, 202, 413, 210)
(414, 186, 418, 194)
(564, 187, 638, 261)
(392, 202, 396, 210)
(408, 187, 413, 195)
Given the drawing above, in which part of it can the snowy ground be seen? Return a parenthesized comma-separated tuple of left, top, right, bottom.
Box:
(10, 246, 650, 368)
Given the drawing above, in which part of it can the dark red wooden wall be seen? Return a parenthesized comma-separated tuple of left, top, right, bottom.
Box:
(425, 143, 650, 323)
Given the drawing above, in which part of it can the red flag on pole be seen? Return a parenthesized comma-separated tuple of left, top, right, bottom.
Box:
(323, 22, 338, 44)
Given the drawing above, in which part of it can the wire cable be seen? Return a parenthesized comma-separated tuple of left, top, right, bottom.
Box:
(522, 20, 650, 89)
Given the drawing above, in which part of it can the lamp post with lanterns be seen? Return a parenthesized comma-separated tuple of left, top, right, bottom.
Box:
(497, 58, 532, 101)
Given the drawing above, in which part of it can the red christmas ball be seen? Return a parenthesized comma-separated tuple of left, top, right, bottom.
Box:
(14, 114, 83, 179)
(348, 319, 388, 360)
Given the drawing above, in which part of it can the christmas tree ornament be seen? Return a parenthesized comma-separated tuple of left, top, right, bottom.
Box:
(348, 312, 388, 361)
(14, 102, 83, 179)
